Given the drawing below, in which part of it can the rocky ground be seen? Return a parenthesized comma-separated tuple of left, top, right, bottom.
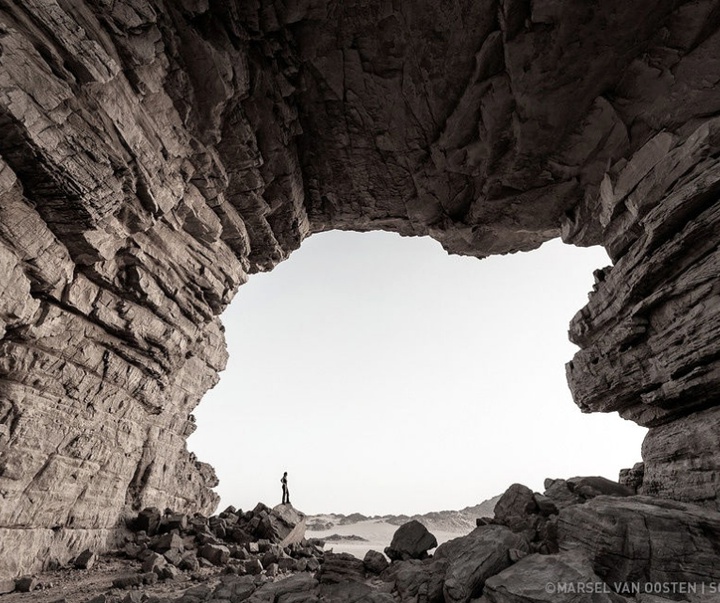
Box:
(2, 470, 720, 603)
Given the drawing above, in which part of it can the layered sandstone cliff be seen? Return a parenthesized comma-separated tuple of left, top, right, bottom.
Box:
(0, 0, 718, 578)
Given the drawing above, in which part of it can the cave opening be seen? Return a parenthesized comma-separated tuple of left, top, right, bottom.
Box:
(188, 231, 646, 517)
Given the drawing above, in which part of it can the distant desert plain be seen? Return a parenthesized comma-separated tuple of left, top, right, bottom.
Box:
(306, 496, 501, 558)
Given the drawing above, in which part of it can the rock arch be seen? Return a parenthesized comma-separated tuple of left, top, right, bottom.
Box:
(0, 0, 718, 577)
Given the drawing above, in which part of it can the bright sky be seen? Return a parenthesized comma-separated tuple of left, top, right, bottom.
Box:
(188, 231, 646, 516)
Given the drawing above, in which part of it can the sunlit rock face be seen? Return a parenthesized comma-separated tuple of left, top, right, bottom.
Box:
(0, 0, 718, 577)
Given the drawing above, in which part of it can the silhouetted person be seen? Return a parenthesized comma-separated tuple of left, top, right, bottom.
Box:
(281, 471, 290, 505)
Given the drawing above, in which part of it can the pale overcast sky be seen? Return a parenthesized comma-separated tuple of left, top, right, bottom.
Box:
(188, 231, 646, 516)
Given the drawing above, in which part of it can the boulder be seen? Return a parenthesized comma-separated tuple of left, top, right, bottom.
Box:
(268, 504, 307, 546)
(320, 581, 394, 603)
(566, 477, 634, 500)
(253, 502, 270, 515)
(160, 513, 188, 533)
(543, 479, 581, 510)
(199, 543, 231, 566)
(141, 552, 166, 574)
(363, 550, 389, 574)
(123, 543, 144, 559)
(152, 533, 184, 553)
(135, 508, 162, 536)
(181, 584, 214, 600)
(435, 525, 530, 603)
(112, 573, 157, 589)
(244, 573, 319, 603)
(484, 552, 626, 602)
(221, 576, 257, 601)
(278, 557, 296, 571)
(385, 520, 438, 561)
(261, 543, 285, 567)
(163, 548, 184, 567)
(532, 494, 558, 517)
(158, 563, 183, 580)
(74, 549, 97, 570)
(296, 558, 309, 572)
(231, 528, 253, 544)
(558, 495, 720, 585)
(266, 562, 279, 577)
(179, 552, 200, 571)
(14, 576, 38, 592)
(318, 552, 366, 584)
(243, 558, 264, 575)
(306, 557, 321, 572)
(618, 463, 645, 493)
(387, 558, 447, 603)
(494, 484, 539, 532)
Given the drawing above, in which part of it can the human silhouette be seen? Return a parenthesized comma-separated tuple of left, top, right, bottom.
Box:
(281, 471, 290, 505)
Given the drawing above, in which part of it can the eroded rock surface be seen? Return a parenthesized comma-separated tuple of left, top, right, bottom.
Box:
(2, 480, 720, 602)
(0, 0, 719, 579)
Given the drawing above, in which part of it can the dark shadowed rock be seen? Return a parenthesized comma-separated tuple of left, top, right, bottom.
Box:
(179, 552, 200, 572)
(135, 508, 162, 537)
(112, 573, 157, 589)
(243, 558, 264, 576)
(244, 573, 318, 603)
(558, 495, 720, 585)
(152, 533, 184, 553)
(566, 477, 634, 500)
(493, 485, 539, 532)
(385, 520, 438, 561)
(199, 543, 230, 566)
(160, 513, 188, 534)
(531, 494, 558, 518)
(14, 576, 38, 592)
(318, 552, 366, 584)
(73, 549, 97, 570)
(364, 550, 389, 574)
(435, 525, 530, 603)
(543, 479, 581, 511)
(618, 463, 644, 494)
(484, 553, 626, 602)
(163, 547, 183, 567)
(384, 558, 448, 603)
(320, 582, 394, 603)
(141, 551, 166, 574)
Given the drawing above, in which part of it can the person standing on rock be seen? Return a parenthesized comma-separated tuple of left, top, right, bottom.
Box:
(281, 471, 290, 505)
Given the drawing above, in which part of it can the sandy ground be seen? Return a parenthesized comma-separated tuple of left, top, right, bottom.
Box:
(0, 555, 224, 603)
(307, 519, 465, 558)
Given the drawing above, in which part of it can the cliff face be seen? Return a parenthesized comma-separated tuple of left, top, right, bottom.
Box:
(0, 0, 719, 578)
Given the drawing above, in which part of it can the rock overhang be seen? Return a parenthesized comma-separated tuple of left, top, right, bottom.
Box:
(0, 0, 719, 578)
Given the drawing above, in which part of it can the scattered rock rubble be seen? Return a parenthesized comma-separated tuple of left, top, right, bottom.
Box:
(2, 503, 322, 601)
(4, 475, 720, 603)
(114, 502, 319, 584)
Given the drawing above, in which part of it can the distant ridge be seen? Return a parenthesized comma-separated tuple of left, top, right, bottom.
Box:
(307, 495, 501, 533)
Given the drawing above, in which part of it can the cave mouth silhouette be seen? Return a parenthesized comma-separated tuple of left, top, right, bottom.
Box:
(188, 231, 647, 516)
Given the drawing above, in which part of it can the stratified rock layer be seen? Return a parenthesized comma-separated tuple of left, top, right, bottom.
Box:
(0, 0, 719, 578)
